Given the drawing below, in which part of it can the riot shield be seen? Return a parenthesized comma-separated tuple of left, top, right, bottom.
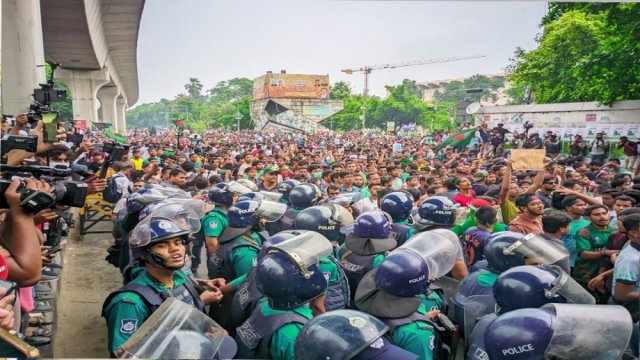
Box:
(117, 298, 236, 359)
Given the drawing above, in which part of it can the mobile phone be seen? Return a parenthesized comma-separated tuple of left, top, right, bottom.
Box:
(45, 245, 63, 256)
(0, 280, 17, 300)
(41, 112, 59, 143)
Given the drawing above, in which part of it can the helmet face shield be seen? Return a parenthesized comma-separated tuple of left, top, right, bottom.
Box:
(401, 229, 460, 280)
(255, 200, 286, 222)
(226, 181, 253, 195)
(148, 200, 206, 234)
(257, 191, 283, 203)
(267, 231, 332, 276)
(543, 266, 595, 305)
(543, 304, 632, 360)
(504, 233, 569, 266)
(331, 204, 355, 226)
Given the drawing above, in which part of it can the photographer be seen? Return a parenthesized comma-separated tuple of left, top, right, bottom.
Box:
(569, 134, 586, 159)
(589, 132, 609, 164)
(0, 180, 46, 286)
(544, 133, 561, 158)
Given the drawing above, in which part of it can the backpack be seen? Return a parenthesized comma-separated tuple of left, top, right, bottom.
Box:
(103, 173, 125, 203)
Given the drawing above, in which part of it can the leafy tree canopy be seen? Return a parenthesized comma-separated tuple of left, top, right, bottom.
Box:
(508, 3, 640, 105)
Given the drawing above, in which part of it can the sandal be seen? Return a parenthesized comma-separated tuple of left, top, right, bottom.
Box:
(28, 317, 54, 326)
(25, 326, 53, 337)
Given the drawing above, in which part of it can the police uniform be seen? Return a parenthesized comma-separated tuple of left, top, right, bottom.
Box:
(237, 300, 312, 360)
(103, 269, 201, 353)
(209, 232, 264, 282)
(391, 219, 416, 247)
(202, 208, 228, 275)
(386, 302, 437, 360)
(202, 208, 228, 239)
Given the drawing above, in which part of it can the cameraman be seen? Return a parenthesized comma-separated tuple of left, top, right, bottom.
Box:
(544, 133, 561, 158)
(589, 132, 609, 164)
(0, 179, 46, 286)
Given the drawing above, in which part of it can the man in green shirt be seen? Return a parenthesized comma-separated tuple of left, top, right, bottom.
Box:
(572, 204, 617, 303)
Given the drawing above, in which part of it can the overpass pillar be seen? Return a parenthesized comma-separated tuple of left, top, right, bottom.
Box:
(97, 86, 119, 130)
(116, 97, 127, 132)
(1, 0, 46, 116)
(56, 68, 110, 123)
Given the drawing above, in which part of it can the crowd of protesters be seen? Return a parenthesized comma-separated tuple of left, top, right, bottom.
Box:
(2, 115, 640, 358)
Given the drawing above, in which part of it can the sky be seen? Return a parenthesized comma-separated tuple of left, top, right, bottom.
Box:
(134, 0, 547, 106)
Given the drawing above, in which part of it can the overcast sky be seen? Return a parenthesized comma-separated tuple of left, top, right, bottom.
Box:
(135, 0, 547, 106)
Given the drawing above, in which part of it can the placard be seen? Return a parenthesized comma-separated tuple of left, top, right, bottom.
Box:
(511, 149, 546, 171)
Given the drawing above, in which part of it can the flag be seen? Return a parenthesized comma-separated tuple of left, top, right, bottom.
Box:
(173, 119, 185, 128)
(435, 127, 477, 150)
(92, 122, 111, 129)
(104, 129, 128, 144)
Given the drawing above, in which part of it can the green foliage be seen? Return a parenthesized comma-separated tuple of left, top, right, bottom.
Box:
(126, 77, 253, 130)
(325, 78, 455, 132)
(437, 74, 506, 103)
(330, 81, 352, 100)
(508, 3, 640, 105)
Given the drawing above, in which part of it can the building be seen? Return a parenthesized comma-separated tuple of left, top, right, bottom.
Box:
(250, 71, 343, 133)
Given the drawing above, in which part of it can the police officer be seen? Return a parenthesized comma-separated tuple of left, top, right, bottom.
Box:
(338, 211, 397, 305)
(234, 235, 331, 359)
(450, 231, 527, 336)
(484, 304, 632, 360)
(381, 191, 416, 247)
(273, 183, 321, 233)
(276, 179, 300, 206)
(295, 309, 418, 360)
(295, 204, 355, 247)
(466, 265, 595, 360)
(102, 215, 205, 355)
(355, 233, 459, 359)
(412, 196, 468, 280)
(202, 182, 252, 276)
(208, 199, 286, 282)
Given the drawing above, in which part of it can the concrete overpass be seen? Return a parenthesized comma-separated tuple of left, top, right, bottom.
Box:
(1, 0, 145, 132)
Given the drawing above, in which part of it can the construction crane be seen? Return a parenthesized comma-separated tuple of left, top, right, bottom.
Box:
(341, 55, 485, 128)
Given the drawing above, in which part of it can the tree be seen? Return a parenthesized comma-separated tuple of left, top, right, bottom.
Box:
(184, 77, 204, 99)
(507, 3, 640, 105)
(330, 81, 352, 100)
(207, 78, 253, 104)
(437, 74, 505, 103)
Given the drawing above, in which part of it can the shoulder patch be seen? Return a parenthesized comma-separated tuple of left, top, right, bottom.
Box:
(120, 319, 138, 334)
(121, 297, 138, 304)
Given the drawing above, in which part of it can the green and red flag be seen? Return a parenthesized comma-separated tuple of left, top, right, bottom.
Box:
(435, 127, 477, 150)
(173, 119, 185, 128)
(104, 129, 128, 144)
(92, 122, 111, 129)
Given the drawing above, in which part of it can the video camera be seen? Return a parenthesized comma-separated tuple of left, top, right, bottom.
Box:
(0, 165, 88, 213)
(26, 63, 68, 142)
(523, 121, 534, 135)
(99, 142, 131, 178)
(1, 135, 38, 154)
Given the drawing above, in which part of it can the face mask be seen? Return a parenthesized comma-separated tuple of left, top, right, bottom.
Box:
(313, 172, 322, 179)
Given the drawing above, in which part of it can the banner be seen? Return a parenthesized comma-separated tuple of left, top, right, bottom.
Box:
(302, 104, 334, 116)
(253, 74, 330, 100)
(625, 125, 638, 139)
